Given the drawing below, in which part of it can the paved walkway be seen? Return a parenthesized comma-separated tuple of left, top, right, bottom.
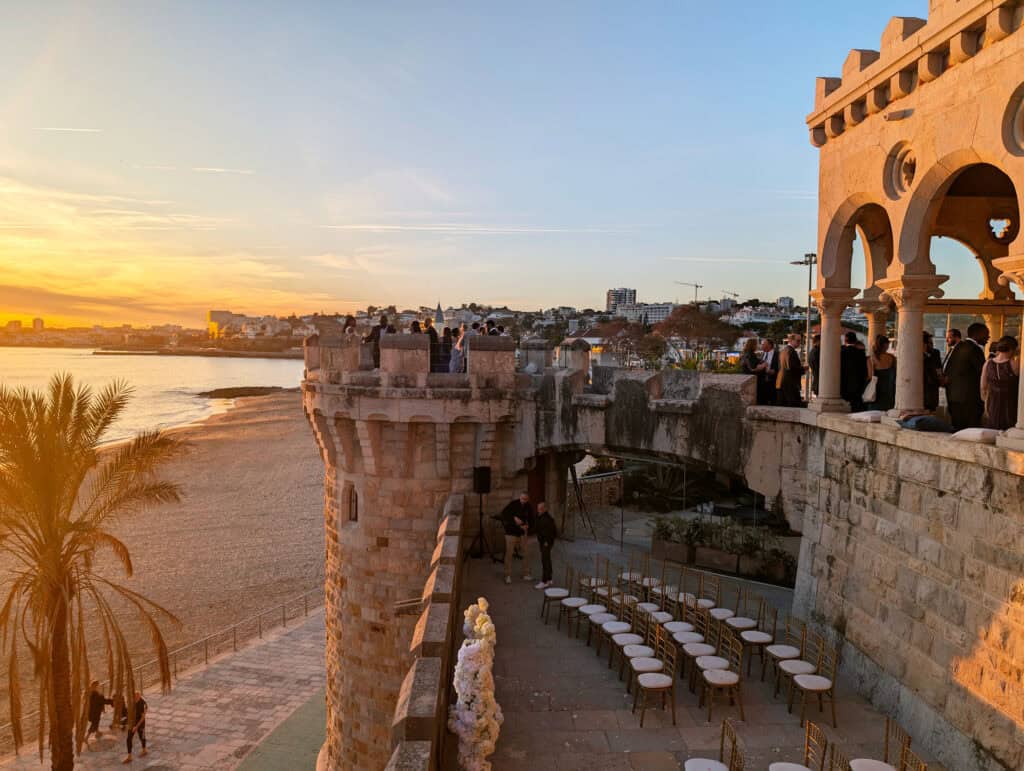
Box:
(1, 610, 325, 770)
(461, 537, 946, 771)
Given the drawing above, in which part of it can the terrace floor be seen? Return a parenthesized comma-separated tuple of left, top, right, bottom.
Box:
(460, 536, 947, 771)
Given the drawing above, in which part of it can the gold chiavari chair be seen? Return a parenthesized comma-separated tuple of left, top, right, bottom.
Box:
(633, 626, 678, 727)
(790, 642, 839, 728)
(700, 630, 745, 723)
(768, 720, 828, 771)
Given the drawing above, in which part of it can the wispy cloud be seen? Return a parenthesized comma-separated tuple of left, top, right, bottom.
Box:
(665, 257, 790, 264)
(191, 166, 255, 175)
(320, 223, 628, 235)
(35, 127, 103, 133)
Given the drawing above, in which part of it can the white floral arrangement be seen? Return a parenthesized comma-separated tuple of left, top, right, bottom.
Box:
(448, 596, 503, 771)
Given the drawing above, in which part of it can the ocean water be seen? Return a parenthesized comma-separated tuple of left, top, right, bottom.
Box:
(0, 347, 304, 442)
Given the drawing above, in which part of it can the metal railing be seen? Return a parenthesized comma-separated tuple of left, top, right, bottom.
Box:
(0, 587, 323, 755)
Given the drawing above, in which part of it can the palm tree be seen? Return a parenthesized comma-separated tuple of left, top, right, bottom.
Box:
(0, 374, 185, 770)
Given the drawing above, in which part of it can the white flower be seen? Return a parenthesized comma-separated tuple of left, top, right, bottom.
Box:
(449, 598, 503, 770)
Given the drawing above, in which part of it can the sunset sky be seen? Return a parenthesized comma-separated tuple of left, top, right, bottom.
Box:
(1, 0, 990, 327)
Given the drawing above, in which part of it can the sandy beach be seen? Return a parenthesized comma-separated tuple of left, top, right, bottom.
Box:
(0, 391, 324, 732)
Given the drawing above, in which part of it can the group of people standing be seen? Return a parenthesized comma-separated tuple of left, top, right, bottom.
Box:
(358, 313, 509, 373)
(84, 680, 148, 763)
(499, 493, 558, 588)
(743, 323, 1020, 430)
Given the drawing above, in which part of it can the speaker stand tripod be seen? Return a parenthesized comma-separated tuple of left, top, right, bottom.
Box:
(465, 493, 499, 562)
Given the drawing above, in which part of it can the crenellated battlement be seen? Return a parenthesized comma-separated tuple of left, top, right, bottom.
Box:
(806, 0, 1024, 147)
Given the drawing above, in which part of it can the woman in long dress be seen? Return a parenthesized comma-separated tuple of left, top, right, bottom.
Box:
(867, 334, 896, 411)
(982, 335, 1020, 430)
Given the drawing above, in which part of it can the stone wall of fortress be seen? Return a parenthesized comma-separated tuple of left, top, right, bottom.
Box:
(745, 409, 1024, 771)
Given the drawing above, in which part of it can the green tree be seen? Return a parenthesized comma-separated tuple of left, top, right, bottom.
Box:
(0, 375, 184, 769)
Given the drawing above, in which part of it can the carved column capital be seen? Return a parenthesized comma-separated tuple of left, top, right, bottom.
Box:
(875, 275, 946, 311)
(993, 255, 1024, 292)
(810, 288, 858, 317)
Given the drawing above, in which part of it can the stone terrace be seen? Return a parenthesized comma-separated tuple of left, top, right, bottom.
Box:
(461, 539, 948, 771)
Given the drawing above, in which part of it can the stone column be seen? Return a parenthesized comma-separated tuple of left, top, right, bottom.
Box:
(877, 275, 946, 416)
(810, 288, 858, 413)
(993, 256, 1024, 450)
(982, 311, 1005, 355)
(858, 300, 890, 345)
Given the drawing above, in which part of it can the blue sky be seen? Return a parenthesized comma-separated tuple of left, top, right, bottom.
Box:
(3, 0, 982, 327)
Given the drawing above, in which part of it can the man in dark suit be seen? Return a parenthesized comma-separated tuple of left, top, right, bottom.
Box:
(839, 332, 869, 412)
(757, 339, 778, 405)
(362, 314, 389, 368)
(777, 333, 805, 407)
(944, 322, 989, 430)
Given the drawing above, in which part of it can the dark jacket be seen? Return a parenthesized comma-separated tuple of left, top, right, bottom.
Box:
(535, 511, 557, 546)
(808, 345, 820, 395)
(944, 338, 985, 405)
(923, 349, 942, 411)
(839, 345, 869, 402)
(88, 690, 112, 722)
(500, 500, 533, 536)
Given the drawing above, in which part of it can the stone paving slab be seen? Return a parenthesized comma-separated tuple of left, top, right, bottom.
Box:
(1, 610, 325, 770)
(460, 538, 948, 771)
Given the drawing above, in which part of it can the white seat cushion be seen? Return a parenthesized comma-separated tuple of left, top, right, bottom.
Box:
(636, 602, 660, 613)
(602, 621, 631, 634)
(664, 621, 694, 634)
(595, 587, 611, 598)
(683, 643, 716, 657)
(848, 410, 883, 424)
(709, 608, 734, 620)
(794, 674, 833, 691)
(697, 598, 716, 609)
(561, 597, 587, 608)
(695, 655, 729, 671)
(768, 764, 813, 771)
(741, 630, 773, 644)
(849, 760, 896, 771)
(580, 577, 606, 587)
(623, 644, 655, 658)
(685, 760, 728, 771)
(726, 616, 757, 630)
(767, 644, 800, 659)
(703, 669, 740, 686)
(612, 633, 644, 646)
(673, 632, 704, 645)
(619, 594, 639, 606)
(638, 672, 674, 689)
(544, 587, 569, 598)
(779, 659, 816, 676)
(641, 577, 660, 587)
(649, 611, 673, 623)
(580, 604, 606, 615)
(630, 657, 664, 673)
(589, 613, 617, 625)
(951, 427, 999, 444)
(620, 571, 642, 581)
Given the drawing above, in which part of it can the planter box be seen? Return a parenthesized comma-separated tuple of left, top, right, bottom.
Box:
(652, 538, 694, 565)
(695, 546, 739, 573)
(738, 555, 788, 584)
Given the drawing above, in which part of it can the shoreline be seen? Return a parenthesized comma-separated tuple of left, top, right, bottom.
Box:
(94, 347, 304, 360)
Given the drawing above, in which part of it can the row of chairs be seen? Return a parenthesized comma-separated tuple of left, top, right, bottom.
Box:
(689, 718, 928, 771)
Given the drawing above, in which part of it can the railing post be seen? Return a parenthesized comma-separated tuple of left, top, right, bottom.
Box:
(233, 627, 237, 652)
(304, 595, 309, 617)
(258, 615, 262, 639)
(282, 604, 287, 627)
(204, 639, 209, 665)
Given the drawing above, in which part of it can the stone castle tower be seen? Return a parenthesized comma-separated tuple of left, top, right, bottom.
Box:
(302, 332, 536, 770)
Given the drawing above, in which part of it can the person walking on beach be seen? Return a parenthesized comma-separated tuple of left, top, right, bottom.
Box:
(85, 681, 112, 743)
(122, 691, 148, 764)
(533, 502, 558, 589)
(501, 493, 533, 585)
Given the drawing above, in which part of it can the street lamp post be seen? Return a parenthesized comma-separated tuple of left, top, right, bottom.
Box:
(790, 253, 818, 402)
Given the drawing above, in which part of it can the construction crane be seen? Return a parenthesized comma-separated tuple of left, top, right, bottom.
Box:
(721, 290, 740, 301)
(674, 281, 704, 304)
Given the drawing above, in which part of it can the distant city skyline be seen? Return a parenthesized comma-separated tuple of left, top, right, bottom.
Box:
(0, 1, 1004, 327)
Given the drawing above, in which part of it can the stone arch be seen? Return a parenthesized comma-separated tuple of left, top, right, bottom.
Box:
(820, 194, 894, 298)
(897, 151, 1022, 286)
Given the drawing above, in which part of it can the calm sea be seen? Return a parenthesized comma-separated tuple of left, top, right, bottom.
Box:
(0, 347, 304, 442)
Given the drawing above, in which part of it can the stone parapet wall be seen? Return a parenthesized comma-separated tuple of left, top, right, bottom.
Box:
(744, 407, 1024, 771)
(807, 0, 1023, 146)
(387, 496, 465, 771)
